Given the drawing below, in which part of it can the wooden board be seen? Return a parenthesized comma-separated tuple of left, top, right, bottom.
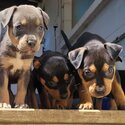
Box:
(0, 109, 125, 124)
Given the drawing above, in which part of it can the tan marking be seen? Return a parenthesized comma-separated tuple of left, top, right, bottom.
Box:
(112, 75, 125, 109)
(102, 63, 109, 72)
(8, 53, 23, 74)
(36, 18, 40, 25)
(1, 52, 33, 74)
(15, 69, 31, 105)
(16, 52, 22, 59)
(0, 73, 9, 103)
(87, 77, 114, 98)
(52, 76, 59, 83)
(8, 26, 19, 46)
(64, 74, 69, 81)
(81, 74, 113, 98)
(77, 65, 115, 99)
(21, 19, 27, 25)
(23, 58, 33, 70)
(78, 80, 93, 107)
(40, 78, 71, 102)
(89, 64, 96, 73)
(77, 69, 83, 80)
(103, 77, 113, 95)
(40, 78, 60, 99)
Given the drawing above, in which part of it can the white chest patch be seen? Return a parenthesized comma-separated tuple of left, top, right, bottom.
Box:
(9, 53, 24, 73)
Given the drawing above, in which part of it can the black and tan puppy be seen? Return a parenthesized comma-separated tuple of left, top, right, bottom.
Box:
(0, 5, 49, 108)
(29, 51, 74, 109)
(68, 32, 125, 110)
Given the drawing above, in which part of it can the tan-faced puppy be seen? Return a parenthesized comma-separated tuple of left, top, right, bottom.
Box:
(29, 51, 74, 109)
(68, 32, 125, 110)
(0, 5, 49, 108)
(61, 30, 93, 109)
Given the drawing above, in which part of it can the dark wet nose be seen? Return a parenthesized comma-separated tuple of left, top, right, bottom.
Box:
(27, 39, 36, 47)
(61, 93, 68, 99)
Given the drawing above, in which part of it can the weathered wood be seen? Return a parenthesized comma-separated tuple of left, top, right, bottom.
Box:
(0, 109, 125, 124)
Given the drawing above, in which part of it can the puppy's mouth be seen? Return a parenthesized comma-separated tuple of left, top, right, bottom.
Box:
(26, 47, 36, 53)
(17, 45, 37, 54)
(89, 85, 111, 98)
(16, 35, 41, 54)
(51, 92, 69, 101)
(18, 48, 35, 54)
(50, 91, 70, 101)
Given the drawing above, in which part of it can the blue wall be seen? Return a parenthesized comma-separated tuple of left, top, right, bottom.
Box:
(72, 0, 94, 27)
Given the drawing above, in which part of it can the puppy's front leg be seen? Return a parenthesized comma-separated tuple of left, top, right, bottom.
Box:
(78, 83, 93, 110)
(0, 68, 11, 108)
(78, 69, 93, 110)
(112, 75, 125, 110)
(14, 70, 30, 108)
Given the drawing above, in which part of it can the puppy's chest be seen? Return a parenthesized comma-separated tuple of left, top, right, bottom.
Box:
(10, 53, 24, 72)
(3, 52, 33, 74)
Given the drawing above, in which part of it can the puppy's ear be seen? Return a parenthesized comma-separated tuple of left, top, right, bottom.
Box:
(68, 47, 87, 69)
(37, 8, 50, 30)
(33, 56, 41, 69)
(104, 42, 123, 62)
(0, 6, 17, 27)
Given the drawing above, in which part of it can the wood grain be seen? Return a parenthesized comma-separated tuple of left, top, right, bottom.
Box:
(0, 109, 125, 124)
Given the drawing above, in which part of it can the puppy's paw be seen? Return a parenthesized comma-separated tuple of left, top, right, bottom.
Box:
(56, 104, 65, 109)
(14, 104, 29, 109)
(0, 103, 11, 108)
(79, 102, 93, 110)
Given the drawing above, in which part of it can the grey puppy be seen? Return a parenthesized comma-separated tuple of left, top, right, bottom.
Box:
(0, 5, 49, 108)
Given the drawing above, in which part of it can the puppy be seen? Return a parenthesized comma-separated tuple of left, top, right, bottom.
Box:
(68, 32, 125, 110)
(0, 5, 49, 108)
(29, 51, 74, 109)
(61, 30, 93, 109)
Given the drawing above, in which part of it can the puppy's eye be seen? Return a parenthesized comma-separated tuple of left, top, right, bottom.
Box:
(15, 24, 23, 31)
(48, 81, 57, 88)
(38, 25, 44, 32)
(84, 69, 94, 78)
(107, 66, 114, 74)
(104, 66, 114, 78)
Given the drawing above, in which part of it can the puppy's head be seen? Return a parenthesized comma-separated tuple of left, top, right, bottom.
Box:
(68, 41, 122, 98)
(33, 52, 73, 100)
(0, 5, 49, 54)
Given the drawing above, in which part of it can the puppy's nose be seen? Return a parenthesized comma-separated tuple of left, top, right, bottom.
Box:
(96, 85, 105, 93)
(27, 39, 36, 48)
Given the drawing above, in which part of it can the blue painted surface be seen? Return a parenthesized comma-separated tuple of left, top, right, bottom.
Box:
(72, 0, 94, 27)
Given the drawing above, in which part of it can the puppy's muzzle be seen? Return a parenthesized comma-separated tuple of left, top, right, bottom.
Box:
(26, 35, 37, 48)
(27, 39, 36, 48)
(95, 85, 105, 94)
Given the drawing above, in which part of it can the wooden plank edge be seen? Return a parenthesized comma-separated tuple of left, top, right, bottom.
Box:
(0, 109, 125, 124)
